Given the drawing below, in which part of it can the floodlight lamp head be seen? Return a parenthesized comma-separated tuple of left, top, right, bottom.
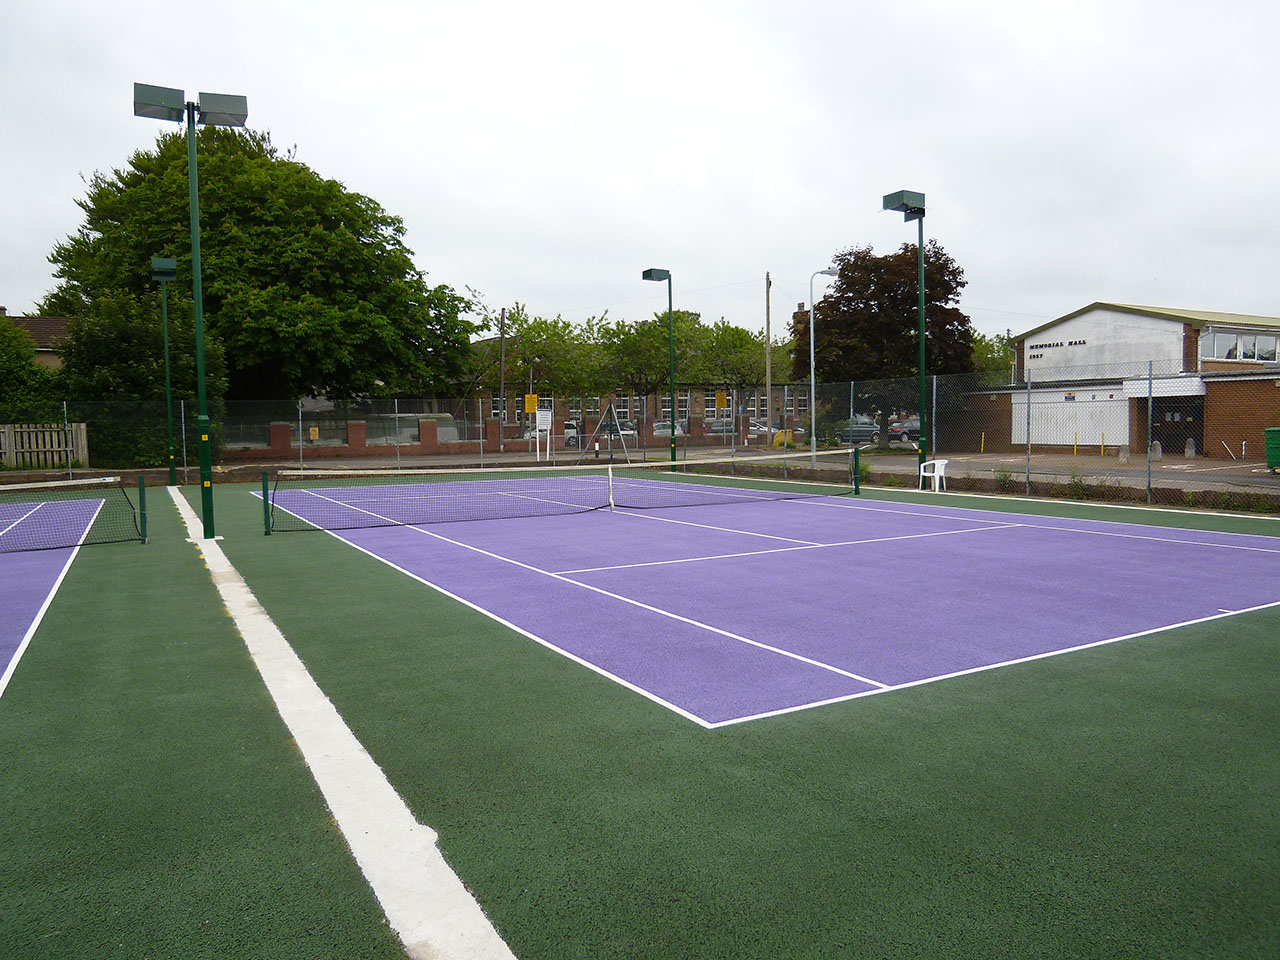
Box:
(133, 83, 186, 123)
(882, 189, 926, 221)
(819, 268, 839, 277)
(197, 92, 249, 127)
(150, 257, 178, 282)
(642, 268, 671, 282)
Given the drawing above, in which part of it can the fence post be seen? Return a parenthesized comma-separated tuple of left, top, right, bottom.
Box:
(394, 398, 402, 471)
(1025, 369, 1033, 496)
(931, 374, 938, 457)
(62, 400, 72, 478)
(1152, 360, 1162, 506)
(298, 399, 304, 470)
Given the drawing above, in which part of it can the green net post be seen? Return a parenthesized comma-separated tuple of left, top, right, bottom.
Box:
(137, 475, 148, 543)
(853, 447, 861, 496)
(262, 470, 272, 535)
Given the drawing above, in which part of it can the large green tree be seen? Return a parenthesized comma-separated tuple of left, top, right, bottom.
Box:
(42, 128, 472, 402)
(792, 241, 974, 383)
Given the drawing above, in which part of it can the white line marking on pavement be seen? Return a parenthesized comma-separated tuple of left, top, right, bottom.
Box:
(169, 488, 515, 960)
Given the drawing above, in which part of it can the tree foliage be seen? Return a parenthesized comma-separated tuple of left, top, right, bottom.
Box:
(792, 241, 975, 383)
(0, 320, 56, 411)
(971, 330, 1015, 376)
(470, 304, 776, 414)
(42, 128, 472, 402)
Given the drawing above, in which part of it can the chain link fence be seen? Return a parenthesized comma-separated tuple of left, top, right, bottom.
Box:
(3, 366, 1278, 509)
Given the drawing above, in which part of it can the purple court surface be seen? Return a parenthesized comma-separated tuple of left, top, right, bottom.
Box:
(277, 491, 1280, 726)
(0, 499, 101, 696)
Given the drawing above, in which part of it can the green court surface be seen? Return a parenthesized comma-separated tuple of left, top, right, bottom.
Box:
(2, 482, 1278, 959)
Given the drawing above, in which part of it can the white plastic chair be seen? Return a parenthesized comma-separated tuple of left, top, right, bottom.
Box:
(919, 459, 948, 492)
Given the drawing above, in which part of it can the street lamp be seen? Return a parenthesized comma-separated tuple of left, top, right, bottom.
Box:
(134, 82, 249, 538)
(882, 189, 928, 481)
(641, 268, 677, 463)
(808, 268, 839, 461)
(150, 256, 178, 486)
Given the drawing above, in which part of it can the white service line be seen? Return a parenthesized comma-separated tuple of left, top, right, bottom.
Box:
(555, 522, 1023, 575)
(169, 488, 516, 960)
(609, 508, 821, 544)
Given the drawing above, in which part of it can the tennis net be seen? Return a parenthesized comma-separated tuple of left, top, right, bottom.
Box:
(267, 447, 859, 533)
(0, 477, 144, 554)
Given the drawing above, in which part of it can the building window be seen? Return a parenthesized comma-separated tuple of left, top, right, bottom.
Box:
(614, 395, 630, 420)
(491, 395, 505, 421)
(678, 389, 690, 421)
(568, 397, 583, 418)
(1258, 335, 1278, 362)
(798, 391, 809, 416)
(586, 396, 601, 416)
(704, 392, 718, 419)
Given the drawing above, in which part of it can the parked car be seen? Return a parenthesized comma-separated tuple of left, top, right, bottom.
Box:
(889, 418, 920, 443)
(563, 420, 582, 447)
(705, 418, 738, 435)
(839, 415, 880, 444)
(652, 420, 686, 437)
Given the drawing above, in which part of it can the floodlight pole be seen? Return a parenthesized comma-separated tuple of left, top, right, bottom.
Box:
(808, 268, 839, 462)
(184, 102, 216, 532)
(642, 268, 677, 462)
(151, 257, 178, 486)
(883, 190, 929, 482)
(135, 83, 248, 538)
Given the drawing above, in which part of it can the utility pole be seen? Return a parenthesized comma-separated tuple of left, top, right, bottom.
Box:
(498, 307, 506, 453)
(764, 272, 772, 447)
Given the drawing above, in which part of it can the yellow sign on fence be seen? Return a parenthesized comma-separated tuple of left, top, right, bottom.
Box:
(715, 391, 728, 410)
(524, 393, 539, 414)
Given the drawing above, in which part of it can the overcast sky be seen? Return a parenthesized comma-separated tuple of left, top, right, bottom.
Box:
(3, 0, 1278, 343)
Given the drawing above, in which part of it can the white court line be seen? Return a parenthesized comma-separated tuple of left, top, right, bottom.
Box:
(710, 597, 1280, 728)
(0, 500, 104, 701)
(555, 523, 1022, 575)
(170, 489, 516, 960)
(608, 508, 821, 545)
(295, 489, 888, 689)
(0, 502, 45, 540)
(790, 497, 1280, 554)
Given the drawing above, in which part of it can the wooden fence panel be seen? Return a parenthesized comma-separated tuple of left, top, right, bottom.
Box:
(0, 423, 90, 469)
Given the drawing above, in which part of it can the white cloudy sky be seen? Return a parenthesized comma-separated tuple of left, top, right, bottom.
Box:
(3, 0, 1277, 341)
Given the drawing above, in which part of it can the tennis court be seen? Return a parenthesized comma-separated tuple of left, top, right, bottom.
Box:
(3, 462, 1278, 959)
(265, 463, 1280, 726)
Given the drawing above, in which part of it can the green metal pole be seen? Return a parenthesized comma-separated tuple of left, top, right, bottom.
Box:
(137, 474, 147, 543)
(916, 215, 928, 485)
(667, 278, 676, 463)
(262, 470, 272, 535)
(186, 103, 215, 538)
(160, 279, 176, 486)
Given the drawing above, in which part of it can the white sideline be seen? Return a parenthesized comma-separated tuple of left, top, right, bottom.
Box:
(168, 488, 515, 960)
